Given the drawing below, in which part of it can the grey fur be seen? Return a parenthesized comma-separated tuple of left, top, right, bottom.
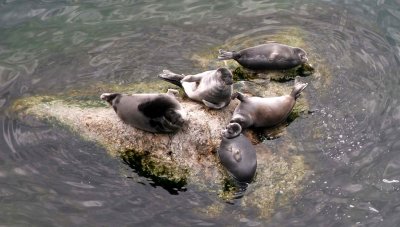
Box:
(100, 90, 185, 133)
(218, 43, 308, 70)
(218, 123, 257, 183)
(159, 68, 233, 109)
(231, 77, 308, 129)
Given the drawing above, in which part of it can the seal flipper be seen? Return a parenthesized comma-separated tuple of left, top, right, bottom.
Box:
(158, 70, 184, 87)
(202, 99, 226, 109)
(166, 89, 179, 97)
(180, 74, 203, 83)
(231, 92, 247, 102)
(290, 76, 308, 100)
(218, 49, 239, 60)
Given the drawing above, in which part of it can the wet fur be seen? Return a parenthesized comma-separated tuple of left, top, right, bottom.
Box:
(101, 93, 184, 133)
(138, 96, 179, 118)
(219, 43, 308, 70)
(159, 68, 233, 109)
(230, 78, 307, 129)
(218, 134, 257, 183)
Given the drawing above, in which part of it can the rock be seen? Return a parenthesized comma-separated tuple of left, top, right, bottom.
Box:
(191, 27, 329, 84)
(8, 27, 330, 218)
(10, 80, 310, 218)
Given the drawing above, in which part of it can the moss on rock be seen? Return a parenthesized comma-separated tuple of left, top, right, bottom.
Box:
(121, 150, 188, 189)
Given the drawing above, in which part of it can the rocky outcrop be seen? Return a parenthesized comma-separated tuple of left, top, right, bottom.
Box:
(11, 79, 310, 217)
(9, 27, 332, 218)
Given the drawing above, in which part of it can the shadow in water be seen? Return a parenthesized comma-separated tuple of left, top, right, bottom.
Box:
(120, 151, 187, 195)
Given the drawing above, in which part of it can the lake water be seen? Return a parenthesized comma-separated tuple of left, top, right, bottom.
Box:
(1, 0, 400, 226)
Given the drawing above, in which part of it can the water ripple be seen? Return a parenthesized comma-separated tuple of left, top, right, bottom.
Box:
(1, 0, 400, 226)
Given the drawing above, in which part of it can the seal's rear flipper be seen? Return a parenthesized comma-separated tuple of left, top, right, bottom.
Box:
(166, 89, 179, 97)
(158, 70, 184, 87)
(218, 49, 237, 60)
(202, 100, 226, 109)
(291, 76, 308, 99)
(100, 93, 120, 105)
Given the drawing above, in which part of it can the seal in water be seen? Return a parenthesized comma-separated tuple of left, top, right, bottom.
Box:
(100, 89, 185, 133)
(158, 68, 233, 109)
(230, 77, 308, 129)
(218, 43, 308, 70)
(218, 122, 257, 183)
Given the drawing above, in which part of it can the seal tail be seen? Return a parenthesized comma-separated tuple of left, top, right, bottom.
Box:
(290, 76, 308, 100)
(158, 70, 184, 88)
(218, 49, 236, 60)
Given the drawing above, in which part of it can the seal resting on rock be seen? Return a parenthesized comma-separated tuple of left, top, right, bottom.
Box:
(100, 89, 185, 133)
(218, 122, 257, 183)
(158, 68, 233, 109)
(230, 77, 308, 130)
(218, 43, 308, 70)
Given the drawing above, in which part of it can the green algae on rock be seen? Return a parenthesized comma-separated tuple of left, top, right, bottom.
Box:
(121, 149, 188, 189)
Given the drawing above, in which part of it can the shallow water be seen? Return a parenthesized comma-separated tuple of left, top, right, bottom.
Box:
(1, 0, 400, 226)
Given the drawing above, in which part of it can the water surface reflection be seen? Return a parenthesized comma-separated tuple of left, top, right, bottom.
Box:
(1, 0, 400, 226)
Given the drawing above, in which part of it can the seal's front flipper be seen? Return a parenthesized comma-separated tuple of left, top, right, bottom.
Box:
(181, 74, 202, 83)
(202, 100, 226, 109)
(231, 92, 247, 102)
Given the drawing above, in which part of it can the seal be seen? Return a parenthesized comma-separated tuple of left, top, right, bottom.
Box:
(100, 89, 185, 133)
(158, 68, 233, 109)
(230, 77, 308, 129)
(218, 122, 257, 183)
(218, 43, 308, 70)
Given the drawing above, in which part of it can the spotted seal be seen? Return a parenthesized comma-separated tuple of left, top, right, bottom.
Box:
(218, 43, 308, 70)
(158, 68, 233, 109)
(218, 122, 257, 183)
(100, 89, 185, 133)
(230, 77, 308, 129)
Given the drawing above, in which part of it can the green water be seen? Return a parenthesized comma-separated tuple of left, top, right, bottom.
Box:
(1, 0, 400, 226)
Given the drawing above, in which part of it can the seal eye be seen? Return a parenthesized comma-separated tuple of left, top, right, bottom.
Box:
(216, 68, 233, 85)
